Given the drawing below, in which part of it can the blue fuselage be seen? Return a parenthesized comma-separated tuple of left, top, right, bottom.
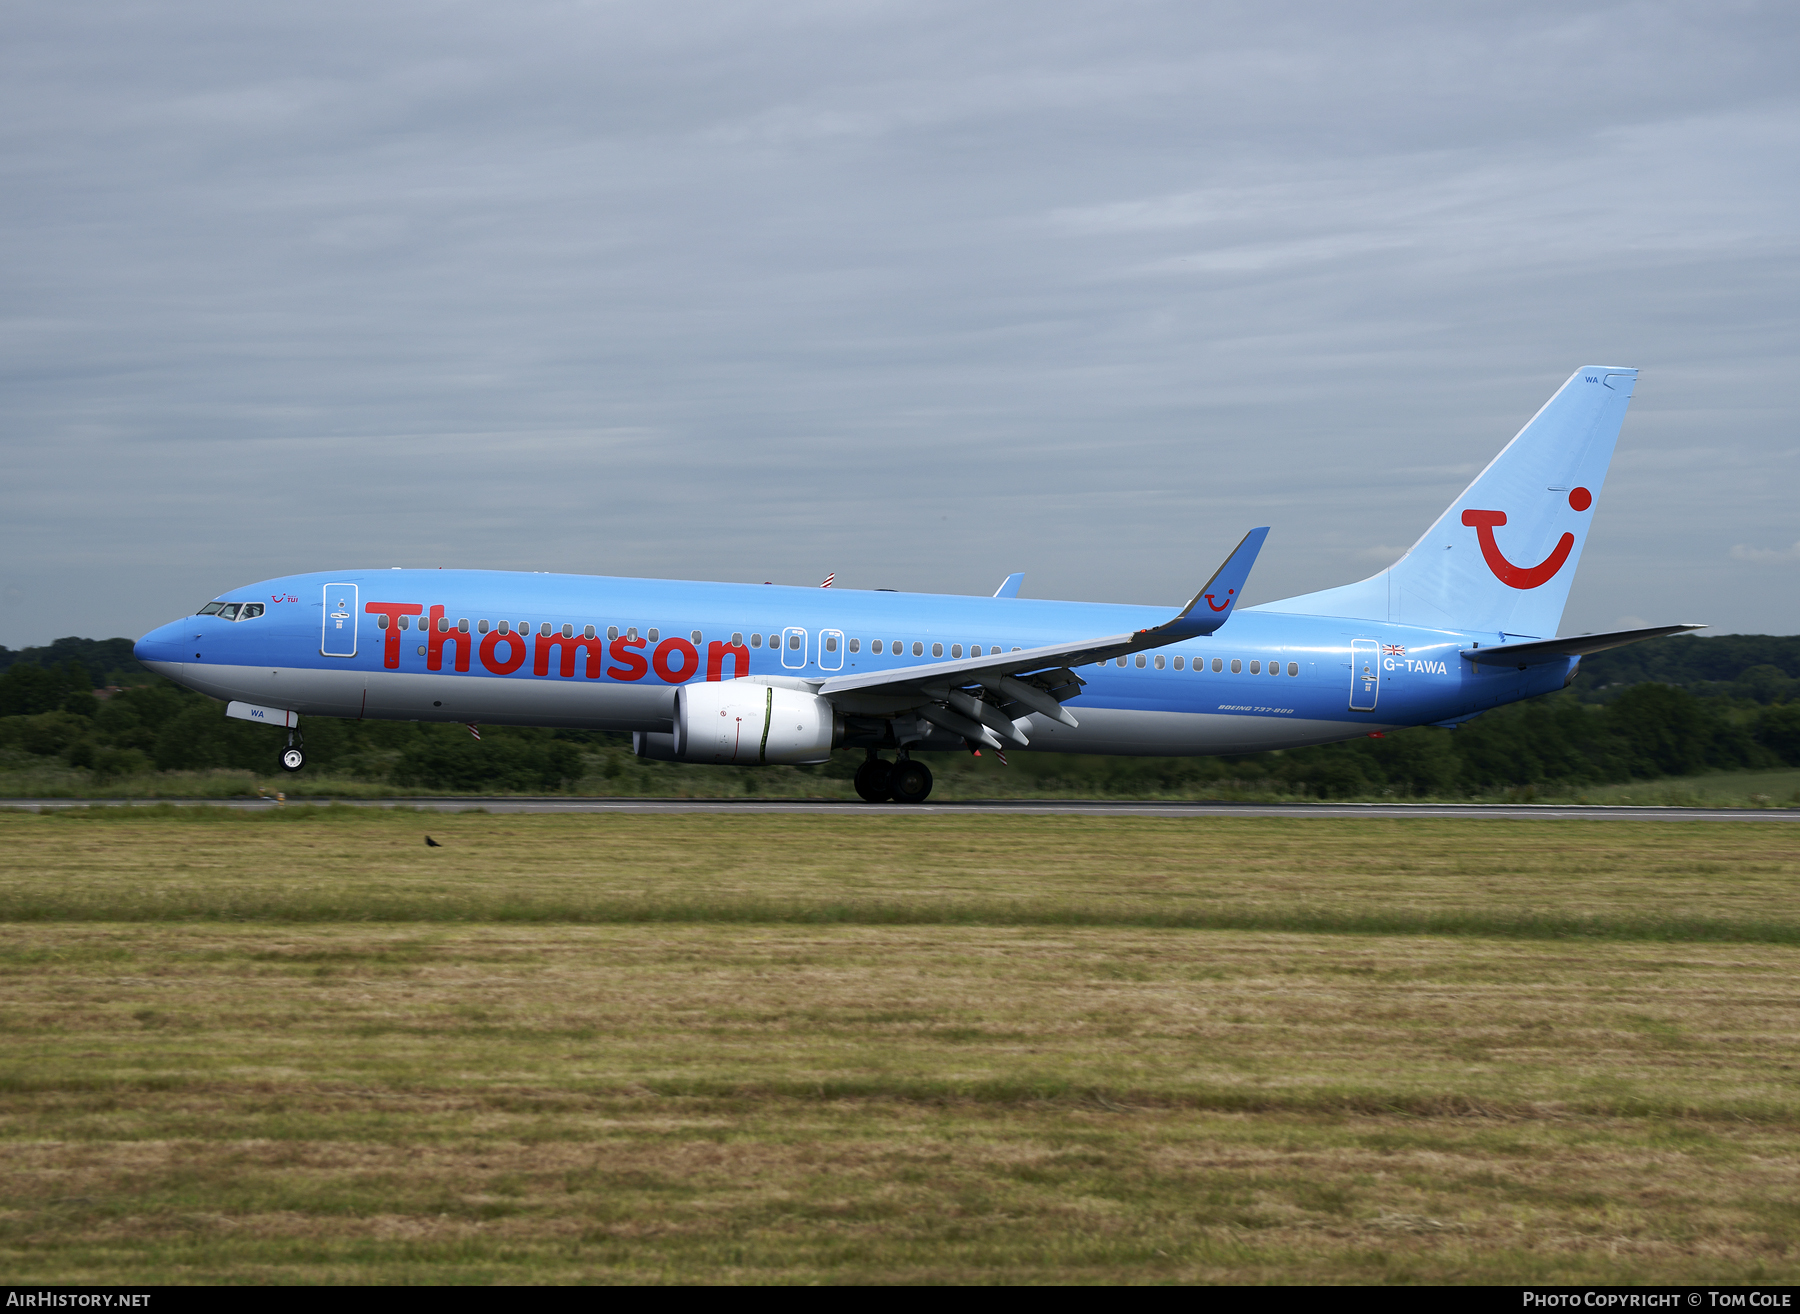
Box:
(134, 568, 1570, 756)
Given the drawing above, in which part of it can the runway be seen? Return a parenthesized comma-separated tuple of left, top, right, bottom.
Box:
(4, 797, 1796, 821)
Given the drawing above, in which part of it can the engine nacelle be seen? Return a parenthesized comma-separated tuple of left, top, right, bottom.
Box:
(637, 681, 839, 765)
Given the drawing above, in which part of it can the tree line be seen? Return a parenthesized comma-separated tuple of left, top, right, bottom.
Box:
(0, 633, 1796, 797)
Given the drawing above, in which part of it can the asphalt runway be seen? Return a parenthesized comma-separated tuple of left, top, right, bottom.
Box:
(4, 797, 1796, 821)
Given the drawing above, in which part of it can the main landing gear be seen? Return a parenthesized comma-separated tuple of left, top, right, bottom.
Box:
(280, 729, 305, 773)
(855, 752, 932, 804)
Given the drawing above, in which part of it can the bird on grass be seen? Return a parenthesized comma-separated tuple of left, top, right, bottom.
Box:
(424, 835, 441, 847)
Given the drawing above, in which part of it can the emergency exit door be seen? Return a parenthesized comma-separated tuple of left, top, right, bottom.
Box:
(1349, 638, 1379, 711)
(322, 583, 359, 658)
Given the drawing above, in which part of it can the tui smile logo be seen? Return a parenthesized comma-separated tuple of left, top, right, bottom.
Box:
(1204, 588, 1235, 612)
(1461, 487, 1591, 589)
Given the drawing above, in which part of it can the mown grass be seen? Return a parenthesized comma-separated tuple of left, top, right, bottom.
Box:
(2, 809, 1797, 943)
(3, 812, 1799, 1282)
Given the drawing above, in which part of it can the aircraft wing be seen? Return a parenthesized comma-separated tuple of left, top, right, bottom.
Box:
(1460, 623, 1707, 668)
(812, 529, 1268, 745)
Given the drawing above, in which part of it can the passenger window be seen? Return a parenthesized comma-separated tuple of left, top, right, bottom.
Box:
(459, 619, 470, 633)
(951, 644, 962, 658)
(912, 642, 923, 657)
(825, 635, 838, 653)
(377, 613, 389, 629)
(1231, 659, 1242, 673)
(647, 629, 659, 642)
(1131, 654, 1143, 668)
(871, 640, 882, 654)
(691, 630, 701, 644)
(1116, 656, 1126, 667)
(584, 625, 595, 639)
(1174, 656, 1184, 670)
(751, 633, 762, 648)
(1269, 662, 1280, 676)
(479, 620, 490, 633)
(197, 602, 224, 615)
(1287, 661, 1299, 677)
(541, 623, 553, 637)
(437, 617, 449, 633)
(848, 638, 860, 653)
(932, 643, 943, 657)
(971, 645, 982, 656)
(561, 624, 572, 638)
(771, 634, 781, 649)
(1250, 660, 1260, 674)
(218, 603, 241, 620)
(1211, 657, 1222, 673)
(732, 633, 744, 646)
(498, 621, 509, 634)
(1154, 655, 1165, 669)
(240, 603, 264, 619)
(788, 633, 801, 650)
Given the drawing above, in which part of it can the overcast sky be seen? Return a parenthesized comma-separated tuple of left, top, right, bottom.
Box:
(3, 0, 1796, 649)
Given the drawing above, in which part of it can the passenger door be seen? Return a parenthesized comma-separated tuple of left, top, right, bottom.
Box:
(818, 629, 844, 672)
(322, 583, 359, 658)
(1348, 638, 1379, 711)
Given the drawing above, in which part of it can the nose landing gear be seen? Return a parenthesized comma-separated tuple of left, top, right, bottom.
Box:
(279, 729, 305, 773)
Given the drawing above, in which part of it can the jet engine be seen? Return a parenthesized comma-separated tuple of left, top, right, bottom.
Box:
(634, 681, 839, 765)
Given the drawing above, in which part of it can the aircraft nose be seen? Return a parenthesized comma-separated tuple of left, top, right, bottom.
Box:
(134, 619, 189, 667)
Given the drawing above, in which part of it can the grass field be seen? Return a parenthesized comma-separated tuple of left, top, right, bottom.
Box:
(3, 809, 1799, 1283)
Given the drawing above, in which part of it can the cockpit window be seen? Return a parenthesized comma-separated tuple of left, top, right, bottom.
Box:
(238, 603, 264, 620)
(197, 602, 225, 615)
(217, 603, 242, 620)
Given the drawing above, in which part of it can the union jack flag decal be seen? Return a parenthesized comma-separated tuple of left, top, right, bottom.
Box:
(1381, 643, 1407, 656)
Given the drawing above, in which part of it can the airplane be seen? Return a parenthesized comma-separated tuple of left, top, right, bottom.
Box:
(133, 366, 1702, 804)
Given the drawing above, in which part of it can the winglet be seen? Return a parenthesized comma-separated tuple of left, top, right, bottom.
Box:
(992, 572, 1023, 599)
(1152, 528, 1269, 639)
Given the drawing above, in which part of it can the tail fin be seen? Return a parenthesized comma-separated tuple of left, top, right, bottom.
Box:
(1256, 366, 1638, 638)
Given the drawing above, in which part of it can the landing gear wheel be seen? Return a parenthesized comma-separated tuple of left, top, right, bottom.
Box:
(889, 758, 933, 804)
(854, 756, 894, 803)
(280, 747, 305, 773)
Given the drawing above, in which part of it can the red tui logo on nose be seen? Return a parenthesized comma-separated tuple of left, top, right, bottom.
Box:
(1461, 487, 1589, 589)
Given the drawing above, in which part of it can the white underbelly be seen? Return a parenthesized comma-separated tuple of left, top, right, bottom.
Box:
(1022, 706, 1392, 755)
(143, 661, 678, 731)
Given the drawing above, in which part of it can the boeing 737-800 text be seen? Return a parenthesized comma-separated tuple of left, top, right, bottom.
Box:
(134, 367, 1701, 803)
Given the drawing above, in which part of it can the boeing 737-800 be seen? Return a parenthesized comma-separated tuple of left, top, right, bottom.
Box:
(133, 367, 1700, 803)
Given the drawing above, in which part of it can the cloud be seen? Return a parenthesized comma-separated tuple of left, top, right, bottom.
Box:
(1731, 542, 1800, 563)
(1, 1, 1798, 643)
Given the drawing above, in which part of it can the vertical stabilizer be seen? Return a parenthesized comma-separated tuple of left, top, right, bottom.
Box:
(1254, 366, 1638, 638)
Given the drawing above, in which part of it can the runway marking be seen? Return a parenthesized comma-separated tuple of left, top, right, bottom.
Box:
(3, 799, 1796, 821)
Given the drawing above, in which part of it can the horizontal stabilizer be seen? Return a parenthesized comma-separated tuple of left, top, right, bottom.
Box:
(1461, 623, 1706, 668)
